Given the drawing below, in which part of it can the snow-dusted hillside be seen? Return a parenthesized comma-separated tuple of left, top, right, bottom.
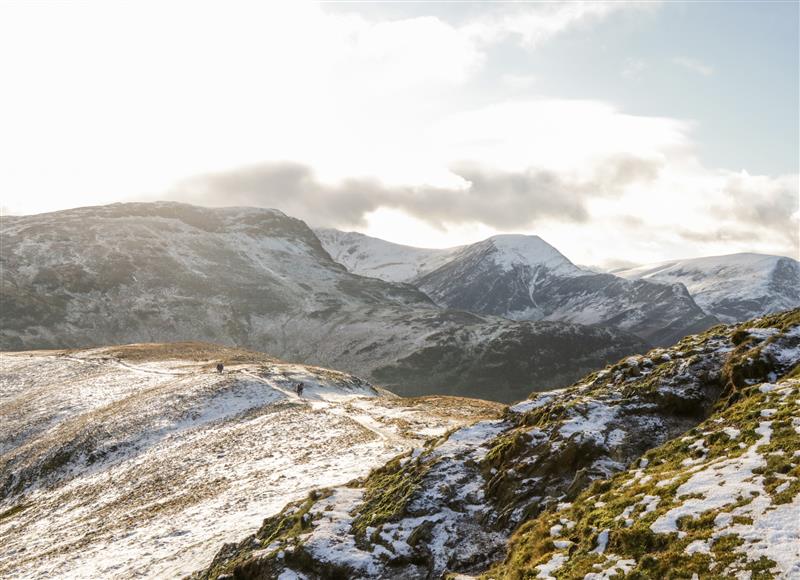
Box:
(615, 253, 800, 324)
(415, 235, 717, 346)
(195, 309, 800, 580)
(0, 343, 502, 578)
(195, 310, 800, 579)
(316, 228, 461, 283)
(0, 202, 649, 402)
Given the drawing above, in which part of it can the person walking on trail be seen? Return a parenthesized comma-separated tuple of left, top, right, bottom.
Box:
(295, 382, 304, 398)
(216, 363, 224, 374)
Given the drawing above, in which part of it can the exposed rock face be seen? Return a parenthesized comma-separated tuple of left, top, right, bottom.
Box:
(615, 252, 800, 323)
(194, 309, 800, 580)
(0, 202, 648, 402)
(415, 235, 718, 347)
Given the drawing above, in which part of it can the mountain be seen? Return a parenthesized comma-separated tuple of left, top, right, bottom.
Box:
(195, 308, 800, 579)
(414, 235, 718, 346)
(0, 202, 647, 402)
(315, 228, 460, 283)
(0, 343, 503, 578)
(615, 252, 800, 324)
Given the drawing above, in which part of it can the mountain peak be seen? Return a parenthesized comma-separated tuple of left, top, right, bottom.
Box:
(481, 234, 579, 274)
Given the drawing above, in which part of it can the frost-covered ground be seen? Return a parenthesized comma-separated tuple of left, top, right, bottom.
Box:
(488, 315, 800, 579)
(196, 310, 800, 580)
(496, 377, 800, 579)
(0, 344, 500, 578)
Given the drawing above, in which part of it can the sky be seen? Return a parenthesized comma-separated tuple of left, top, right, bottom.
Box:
(0, 0, 798, 268)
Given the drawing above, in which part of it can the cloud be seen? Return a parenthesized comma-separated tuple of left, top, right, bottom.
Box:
(621, 57, 646, 79)
(671, 56, 714, 76)
(717, 172, 799, 246)
(169, 154, 662, 230)
(464, 1, 641, 48)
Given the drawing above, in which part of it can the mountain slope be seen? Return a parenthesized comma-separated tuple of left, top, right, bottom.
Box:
(195, 309, 800, 579)
(0, 202, 648, 402)
(0, 343, 503, 578)
(615, 252, 800, 324)
(315, 228, 461, 283)
(416, 235, 718, 346)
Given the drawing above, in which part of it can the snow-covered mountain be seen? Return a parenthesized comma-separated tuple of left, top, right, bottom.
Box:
(615, 253, 800, 323)
(0, 343, 502, 578)
(315, 228, 461, 283)
(414, 234, 717, 346)
(0, 202, 647, 402)
(195, 309, 800, 580)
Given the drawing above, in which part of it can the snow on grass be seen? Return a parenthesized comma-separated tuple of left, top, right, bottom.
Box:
(303, 488, 380, 575)
(558, 400, 618, 446)
(591, 529, 610, 554)
(722, 426, 740, 439)
(583, 557, 636, 580)
(535, 552, 568, 579)
(684, 540, 711, 555)
(716, 492, 800, 577)
(510, 392, 559, 414)
(0, 351, 489, 579)
(650, 421, 772, 536)
(432, 419, 508, 461)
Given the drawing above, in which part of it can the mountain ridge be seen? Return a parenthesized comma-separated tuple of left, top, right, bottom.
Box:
(317, 227, 720, 346)
(1, 201, 648, 402)
(0, 342, 504, 578)
(615, 252, 800, 324)
(413, 234, 717, 346)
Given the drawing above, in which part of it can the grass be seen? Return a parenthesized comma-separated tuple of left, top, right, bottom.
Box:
(483, 311, 800, 579)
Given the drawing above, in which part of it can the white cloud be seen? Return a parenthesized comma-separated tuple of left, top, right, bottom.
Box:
(0, 1, 639, 216)
(464, 1, 636, 48)
(1, 1, 793, 266)
(622, 57, 647, 79)
(672, 56, 714, 76)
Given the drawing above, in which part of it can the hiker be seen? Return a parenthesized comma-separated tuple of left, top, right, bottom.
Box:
(295, 382, 304, 398)
(216, 363, 224, 374)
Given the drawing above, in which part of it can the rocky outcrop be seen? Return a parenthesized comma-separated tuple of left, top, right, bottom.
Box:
(194, 309, 800, 579)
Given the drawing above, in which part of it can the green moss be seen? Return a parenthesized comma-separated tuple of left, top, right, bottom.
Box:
(486, 370, 800, 580)
(350, 452, 432, 539)
(746, 309, 800, 332)
(257, 490, 328, 547)
(197, 490, 329, 579)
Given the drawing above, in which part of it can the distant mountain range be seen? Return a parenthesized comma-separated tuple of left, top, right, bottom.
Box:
(614, 253, 800, 323)
(0, 202, 645, 402)
(318, 230, 720, 346)
(4, 202, 795, 401)
(318, 228, 799, 334)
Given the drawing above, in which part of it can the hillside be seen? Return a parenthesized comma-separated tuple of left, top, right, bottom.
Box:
(615, 253, 800, 324)
(195, 309, 800, 579)
(0, 202, 648, 402)
(0, 343, 503, 578)
(415, 235, 718, 346)
(315, 228, 460, 283)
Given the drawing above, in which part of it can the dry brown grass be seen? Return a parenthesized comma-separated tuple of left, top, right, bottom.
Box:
(87, 341, 278, 366)
(378, 394, 505, 419)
